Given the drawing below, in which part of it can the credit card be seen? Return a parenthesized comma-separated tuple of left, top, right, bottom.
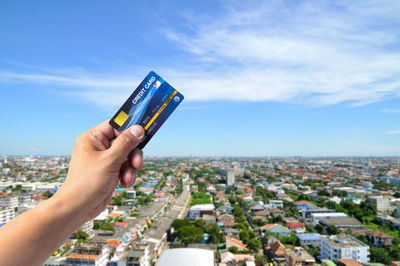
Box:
(109, 71, 184, 149)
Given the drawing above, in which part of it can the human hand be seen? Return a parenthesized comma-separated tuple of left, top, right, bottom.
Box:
(54, 120, 144, 223)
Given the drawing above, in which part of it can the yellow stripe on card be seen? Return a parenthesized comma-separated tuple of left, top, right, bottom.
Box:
(114, 111, 129, 126)
(144, 90, 178, 130)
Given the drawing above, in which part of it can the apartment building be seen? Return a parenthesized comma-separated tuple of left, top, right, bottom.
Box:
(320, 235, 369, 264)
(0, 207, 15, 225)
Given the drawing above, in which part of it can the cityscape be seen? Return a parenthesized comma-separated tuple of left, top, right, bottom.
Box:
(1, 156, 400, 265)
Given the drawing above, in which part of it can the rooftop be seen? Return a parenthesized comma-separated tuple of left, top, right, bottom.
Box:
(156, 248, 214, 266)
(321, 235, 368, 248)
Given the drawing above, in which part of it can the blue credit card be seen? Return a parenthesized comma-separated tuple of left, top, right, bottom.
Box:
(109, 71, 184, 149)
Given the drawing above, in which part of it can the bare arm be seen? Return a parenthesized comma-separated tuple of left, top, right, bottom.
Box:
(0, 120, 144, 266)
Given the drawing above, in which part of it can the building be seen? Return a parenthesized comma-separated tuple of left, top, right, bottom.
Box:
(261, 224, 290, 236)
(335, 259, 363, 266)
(226, 170, 235, 186)
(0, 207, 15, 225)
(265, 240, 286, 265)
(187, 204, 215, 219)
(285, 222, 306, 233)
(296, 233, 321, 248)
(218, 213, 235, 227)
(18, 194, 32, 207)
(319, 217, 365, 232)
(294, 200, 312, 210)
(367, 196, 391, 212)
(226, 236, 248, 251)
(0, 195, 18, 209)
(301, 208, 336, 221)
(397, 203, 400, 217)
(320, 235, 370, 264)
(220, 251, 255, 264)
(66, 242, 111, 266)
(156, 248, 214, 266)
(269, 200, 284, 209)
(110, 243, 150, 266)
(79, 220, 94, 235)
(285, 247, 316, 266)
(366, 230, 393, 248)
(311, 212, 347, 226)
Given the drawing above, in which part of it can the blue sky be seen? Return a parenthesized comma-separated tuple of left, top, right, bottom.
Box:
(0, 0, 400, 156)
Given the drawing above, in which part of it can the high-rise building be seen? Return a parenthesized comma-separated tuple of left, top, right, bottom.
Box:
(0, 195, 18, 209)
(226, 170, 235, 186)
(0, 207, 15, 225)
(367, 196, 391, 212)
(320, 235, 369, 263)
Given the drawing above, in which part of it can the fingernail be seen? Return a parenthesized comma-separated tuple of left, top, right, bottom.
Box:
(130, 125, 144, 138)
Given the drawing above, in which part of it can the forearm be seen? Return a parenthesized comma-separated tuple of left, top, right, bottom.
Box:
(0, 193, 86, 266)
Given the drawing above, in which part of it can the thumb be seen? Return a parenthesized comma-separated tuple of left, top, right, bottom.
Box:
(107, 125, 144, 163)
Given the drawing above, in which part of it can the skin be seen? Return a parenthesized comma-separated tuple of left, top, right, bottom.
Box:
(0, 120, 145, 266)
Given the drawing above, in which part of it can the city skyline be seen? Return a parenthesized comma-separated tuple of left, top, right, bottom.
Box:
(1, 0, 400, 156)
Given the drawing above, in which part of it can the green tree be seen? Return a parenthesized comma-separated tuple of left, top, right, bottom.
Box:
(72, 230, 88, 241)
(370, 246, 391, 264)
(171, 218, 192, 230)
(178, 226, 204, 245)
(247, 239, 262, 252)
(327, 225, 338, 235)
(228, 246, 239, 254)
(112, 196, 123, 206)
(255, 255, 267, 266)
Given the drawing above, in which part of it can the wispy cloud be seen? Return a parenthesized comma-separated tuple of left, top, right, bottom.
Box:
(386, 130, 400, 135)
(0, 1, 400, 108)
(381, 109, 400, 113)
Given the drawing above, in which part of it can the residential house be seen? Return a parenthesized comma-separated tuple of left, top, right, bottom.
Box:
(294, 200, 312, 210)
(261, 224, 290, 237)
(220, 252, 255, 264)
(265, 240, 286, 265)
(269, 200, 284, 209)
(366, 230, 393, 248)
(285, 222, 306, 233)
(226, 236, 247, 251)
(218, 214, 235, 228)
(270, 208, 285, 217)
(296, 233, 321, 248)
(285, 247, 316, 266)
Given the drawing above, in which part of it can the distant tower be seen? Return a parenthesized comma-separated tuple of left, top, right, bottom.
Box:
(226, 170, 235, 186)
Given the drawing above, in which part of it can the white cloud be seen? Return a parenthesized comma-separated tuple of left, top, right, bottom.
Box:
(386, 130, 400, 135)
(0, 1, 400, 108)
(382, 109, 400, 113)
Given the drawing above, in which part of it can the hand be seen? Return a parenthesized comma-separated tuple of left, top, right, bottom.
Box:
(54, 120, 145, 222)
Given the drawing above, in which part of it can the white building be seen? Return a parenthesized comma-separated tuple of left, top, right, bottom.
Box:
(0, 196, 18, 209)
(367, 196, 391, 212)
(0, 207, 15, 224)
(320, 235, 369, 263)
(110, 243, 150, 266)
(79, 219, 94, 234)
(18, 194, 32, 207)
(157, 248, 214, 266)
(226, 170, 235, 186)
(269, 200, 284, 209)
(187, 204, 215, 219)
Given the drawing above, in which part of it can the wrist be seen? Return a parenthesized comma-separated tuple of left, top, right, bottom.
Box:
(49, 190, 89, 230)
